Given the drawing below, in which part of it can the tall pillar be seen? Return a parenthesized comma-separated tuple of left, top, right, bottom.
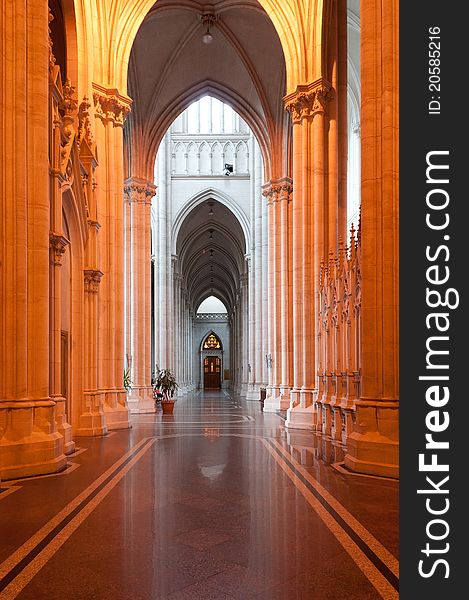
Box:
(93, 84, 132, 431)
(284, 80, 334, 430)
(0, 0, 66, 479)
(263, 183, 280, 406)
(263, 179, 294, 412)
(240, 271, 249, 397)
(345, 0, 399, 478)
(124, 178, 156, 413)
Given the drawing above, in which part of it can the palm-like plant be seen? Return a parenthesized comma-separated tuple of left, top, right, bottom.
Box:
(154, 367, 178, 400)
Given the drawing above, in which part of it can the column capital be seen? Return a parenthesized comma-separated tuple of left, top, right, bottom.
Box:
(92, 83, 132, 126)
(262, 177, 293, 204)
(284, 79, 334, 124)
(124, 177, 157, 204)
(49, 233, 70, 265)
(84, 269, 104, 294)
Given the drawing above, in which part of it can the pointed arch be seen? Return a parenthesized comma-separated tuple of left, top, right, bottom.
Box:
(172, 188, 251, 255)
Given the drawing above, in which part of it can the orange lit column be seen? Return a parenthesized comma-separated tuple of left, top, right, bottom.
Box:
(124, 178, 156, 413)
(285, 81, 334, 430)
(263, 179, 293, 412)
(344, 0, 399, 478)
(93, 84, 132, 431)
(0, 0, 66, 479)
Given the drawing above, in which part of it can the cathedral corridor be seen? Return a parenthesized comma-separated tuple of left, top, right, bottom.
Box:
(0, 393, 398, 600)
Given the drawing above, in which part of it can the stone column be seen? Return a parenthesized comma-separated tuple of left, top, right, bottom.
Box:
(263, 179, 293, 412)
(284, 80, 334, 430)
(124, 178, 156, 413)
(93, 84, 132, 430)
(240, 271, 249, 397)
(263, 183, 280, 406)
(344, 0, 399, 478)
(0, 0, 66, 479)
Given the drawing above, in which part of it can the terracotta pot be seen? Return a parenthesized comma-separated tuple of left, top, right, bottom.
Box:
(161, 399, 175, 415)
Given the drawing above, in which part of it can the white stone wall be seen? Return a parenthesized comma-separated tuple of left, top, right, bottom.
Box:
(152, 97, 268, 395)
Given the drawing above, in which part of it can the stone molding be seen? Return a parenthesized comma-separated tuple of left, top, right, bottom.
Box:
(262, 177, 293, 205)
(84, 269, 104, 294)
(124, 177, 157, 205)
(284, 79, 334, 124)
(49, 233, 70, 265)
(77, 96, 95, 151)
(92, 83, 132, 126)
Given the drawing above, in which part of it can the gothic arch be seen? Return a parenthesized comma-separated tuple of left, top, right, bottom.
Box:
(171, 188, 251, 255)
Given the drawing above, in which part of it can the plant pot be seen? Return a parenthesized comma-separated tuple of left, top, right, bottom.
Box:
(161, 399, 175, 415)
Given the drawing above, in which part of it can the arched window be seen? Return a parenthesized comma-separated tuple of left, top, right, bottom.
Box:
(203, 333, 222, 349)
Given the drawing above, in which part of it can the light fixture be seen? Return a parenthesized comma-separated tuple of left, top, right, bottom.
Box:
(201, 14, 216, 45)
(208, 202, 214, 217)
(209, 229, 213, 240)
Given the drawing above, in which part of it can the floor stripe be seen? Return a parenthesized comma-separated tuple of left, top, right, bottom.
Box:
(269, 438, 399, 578)
(0, 438, 156, 600)
(261, 439, 399, 600)
(0, 487, 21, 502)
(0, 436, 151, 582)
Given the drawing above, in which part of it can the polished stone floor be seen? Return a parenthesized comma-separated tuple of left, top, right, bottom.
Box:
(0, 392, 399, 599)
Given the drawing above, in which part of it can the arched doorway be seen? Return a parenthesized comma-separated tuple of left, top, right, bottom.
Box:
(201, 333, 223, 390)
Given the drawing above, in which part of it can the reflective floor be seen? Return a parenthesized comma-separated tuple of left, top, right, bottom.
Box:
(0, 392, 399, 599)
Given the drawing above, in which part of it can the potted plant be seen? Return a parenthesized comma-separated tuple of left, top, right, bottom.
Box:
(124, 367, 133, 393)
(154, 367, 178, 414)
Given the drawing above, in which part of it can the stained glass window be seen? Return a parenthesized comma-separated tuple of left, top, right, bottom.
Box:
(204, 333, 221, 349)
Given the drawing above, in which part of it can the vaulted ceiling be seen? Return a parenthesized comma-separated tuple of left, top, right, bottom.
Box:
(126, 0, 288, 180)
(175, 199, 246, 313)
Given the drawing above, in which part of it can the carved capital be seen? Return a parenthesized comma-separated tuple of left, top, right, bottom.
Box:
(92, 84, 132, 126)
(84, 269, 104, 294)
(50, 233, 70, 265)
(262, 177, 293, 204)
(284, 79, 334, 124)
(124, 177, 157, 204)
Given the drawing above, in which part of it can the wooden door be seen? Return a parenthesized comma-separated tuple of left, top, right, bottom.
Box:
(204, 356, 221, 389)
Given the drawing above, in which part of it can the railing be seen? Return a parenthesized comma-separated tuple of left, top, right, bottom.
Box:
(316, 221, 361, 443)
(195, 313, 228, 320)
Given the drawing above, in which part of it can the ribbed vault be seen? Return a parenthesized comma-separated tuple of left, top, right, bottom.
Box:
(175, 199, 246, 313)
(125, 0, 289, 182)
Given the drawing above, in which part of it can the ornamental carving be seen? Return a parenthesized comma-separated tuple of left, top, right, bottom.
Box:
(262, 178, 293, 205)
(93, 85, 132, 126)
(77, 97, 94, 151)
(124, 179, 157, 205)
(48, 10, 56, 73)
(317, 217, 362, 414)
(50, 234, 70, 265)
(84, 269, 104, 294)
(284, 80, 334, 124)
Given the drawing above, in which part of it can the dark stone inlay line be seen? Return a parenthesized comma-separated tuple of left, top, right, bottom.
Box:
(265, 439, 399, 592)
(0, 443, 151, 592)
